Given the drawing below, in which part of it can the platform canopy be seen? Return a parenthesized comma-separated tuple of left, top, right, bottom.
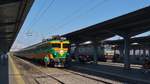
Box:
(62, 6, 150, 44)
(0, 0, 34, 52)
(104, 35, 150, 46)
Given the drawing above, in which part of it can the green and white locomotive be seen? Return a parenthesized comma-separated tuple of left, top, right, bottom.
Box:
(14, 36, 70, 67)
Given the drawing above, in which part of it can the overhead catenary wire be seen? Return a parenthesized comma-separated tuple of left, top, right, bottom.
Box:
(49, 0, 96, 29)
(26, 0, 56, 36)
(16, 0, 48, 47)
(53, 0, 109, 32)
(25, 0, 48, 31)
(21, 0, 56, 47)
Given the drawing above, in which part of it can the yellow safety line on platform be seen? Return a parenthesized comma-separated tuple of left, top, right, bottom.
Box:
(9, 56, 25, 84)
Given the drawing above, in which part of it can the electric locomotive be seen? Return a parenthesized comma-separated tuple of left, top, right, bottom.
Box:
(14, 36, 70, 67)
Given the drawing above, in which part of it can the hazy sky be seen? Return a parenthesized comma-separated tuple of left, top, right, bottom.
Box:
(11, 0, 150, 50)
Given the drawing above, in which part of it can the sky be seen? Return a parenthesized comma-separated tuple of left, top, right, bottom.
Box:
(11, 0, 150, 51)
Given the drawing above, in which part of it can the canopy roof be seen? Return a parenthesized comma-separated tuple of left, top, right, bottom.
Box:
(62, 6, 150, 44)
(0, 0, 34, 52)
(104, 35, 150, 46)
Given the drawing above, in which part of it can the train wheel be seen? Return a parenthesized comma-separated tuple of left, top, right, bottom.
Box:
(48, 59, 54, 67)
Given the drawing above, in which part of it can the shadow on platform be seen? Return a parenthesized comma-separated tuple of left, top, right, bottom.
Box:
(67, 62, 150, 84)
(0, 59, 8, 84)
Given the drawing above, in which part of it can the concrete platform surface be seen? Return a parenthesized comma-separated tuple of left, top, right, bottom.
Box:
(9, 55, 25, 84)
(70, 62, 150, 84)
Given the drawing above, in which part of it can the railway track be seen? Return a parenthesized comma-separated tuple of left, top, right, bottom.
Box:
(12, 56, 122, 84)
(61, 69, 112, 84)
(12, 56, 65, 84)
(36, 67, 113, 84)
(34, 72, 65, 84)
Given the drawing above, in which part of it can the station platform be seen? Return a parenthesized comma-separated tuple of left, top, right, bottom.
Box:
(1, 54, 150, 84)
(69, 61, 150, 84)
(0, 53, 25, 84)
(9, 55, 25, 84)
(0, 58, 8, 84)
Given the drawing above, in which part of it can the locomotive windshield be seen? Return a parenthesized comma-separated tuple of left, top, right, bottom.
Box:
(63, 44, 69, 48)
(51, 43, 61, 48)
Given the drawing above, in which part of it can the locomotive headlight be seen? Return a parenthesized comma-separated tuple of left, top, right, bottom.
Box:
(60, 50, 64, 56)
(60, 50, 64, 53)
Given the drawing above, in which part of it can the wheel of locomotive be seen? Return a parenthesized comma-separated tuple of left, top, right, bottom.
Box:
(49, 59, 55, 67)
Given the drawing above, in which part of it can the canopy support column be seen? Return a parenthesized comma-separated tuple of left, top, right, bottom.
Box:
(123, 37, 131, 69)
(74, 44, 80, 62)
(92, 40, 99, 64)
(119, 45, 124, 61)
(149, 48, 150, 58)
(133, 48, 135, 57)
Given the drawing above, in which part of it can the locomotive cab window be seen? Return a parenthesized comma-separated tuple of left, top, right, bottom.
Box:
(51, 43, 61, 48)
(63, 44, 69, 48)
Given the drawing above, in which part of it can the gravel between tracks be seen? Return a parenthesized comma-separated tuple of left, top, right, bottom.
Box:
(12, 56, 122, 84)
